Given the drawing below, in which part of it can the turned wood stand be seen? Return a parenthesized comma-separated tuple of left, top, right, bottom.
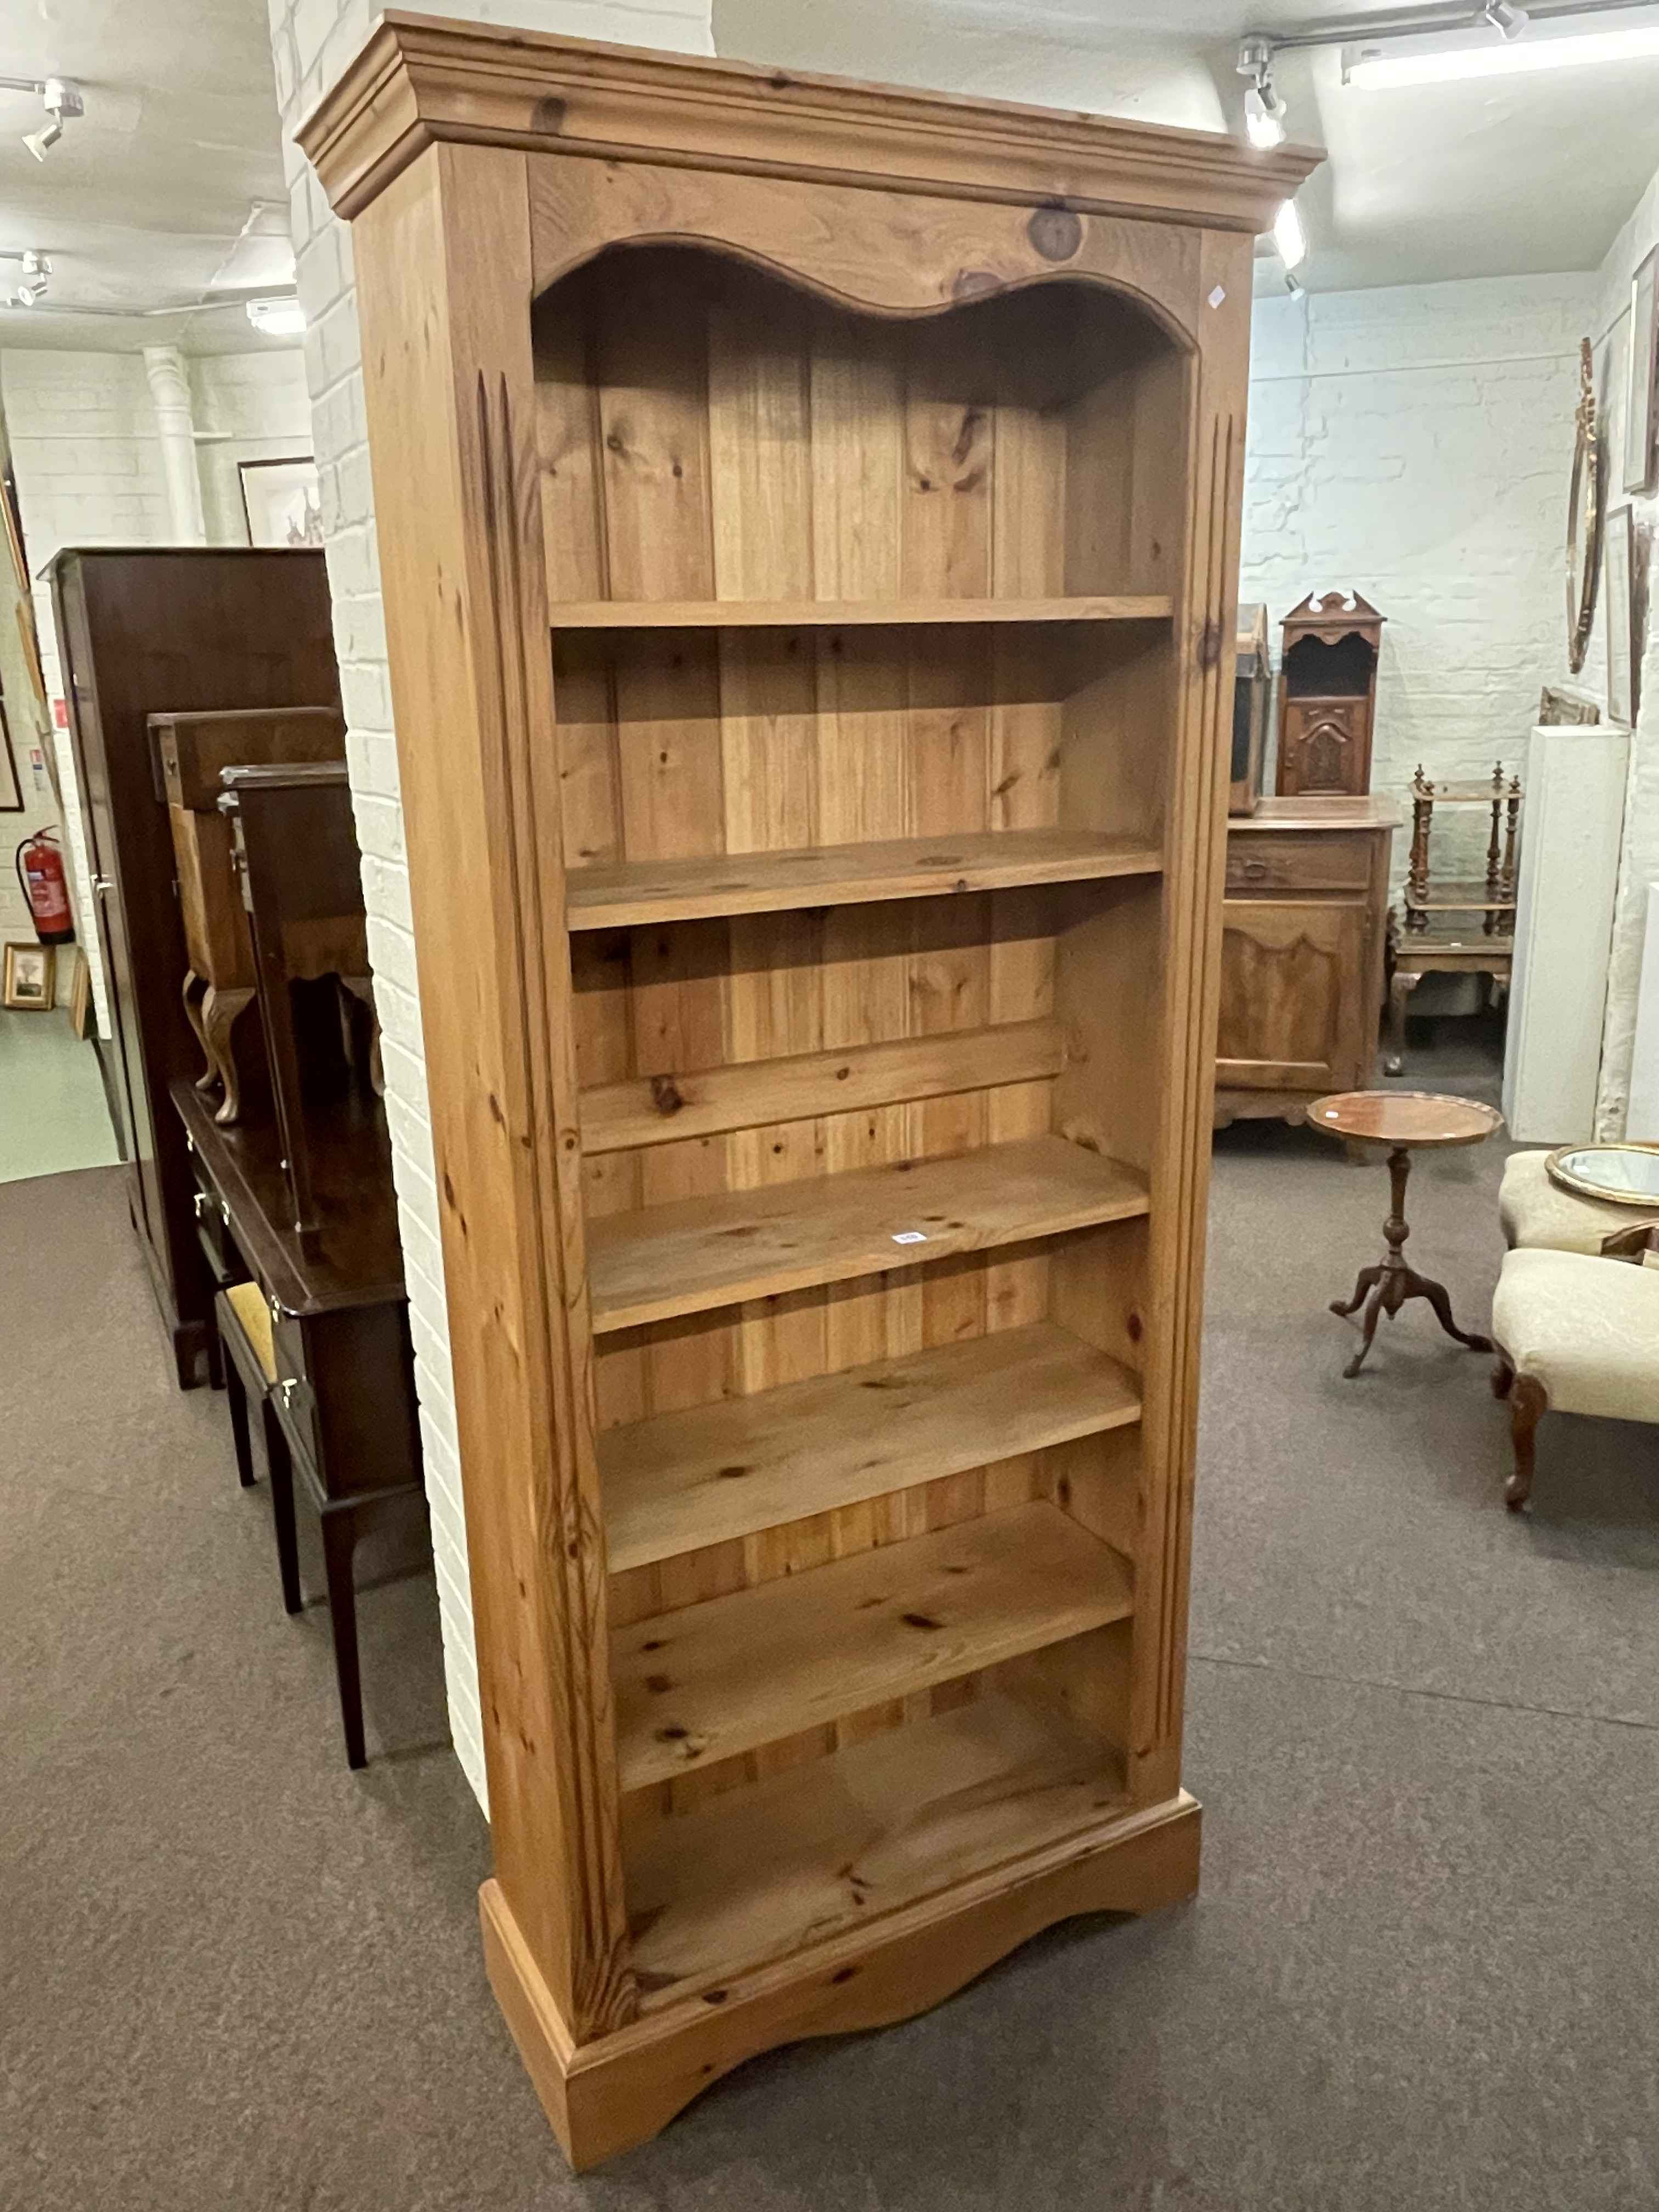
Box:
(1309, 1090, 1503, 1377)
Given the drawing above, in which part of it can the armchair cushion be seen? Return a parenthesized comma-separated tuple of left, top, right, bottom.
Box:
(1498, 1148, 1643, 1255)
(1492, 1246, 1659, 1424)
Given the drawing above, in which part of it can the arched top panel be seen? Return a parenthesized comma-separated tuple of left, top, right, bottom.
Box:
(527, 154, 1206, 354)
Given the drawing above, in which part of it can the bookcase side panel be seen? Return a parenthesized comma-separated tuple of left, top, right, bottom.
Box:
(352, 143, 633, 2040)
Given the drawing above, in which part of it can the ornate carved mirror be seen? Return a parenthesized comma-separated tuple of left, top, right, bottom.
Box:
(1566, 337, 1601, 674)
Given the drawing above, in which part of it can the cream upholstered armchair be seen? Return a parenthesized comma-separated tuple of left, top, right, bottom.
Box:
(1491, 1223, 1659, 1510)
(1499, 1149, 1643, 1254)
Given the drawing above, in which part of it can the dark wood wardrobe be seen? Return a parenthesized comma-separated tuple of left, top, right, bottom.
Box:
(48, 548, 339, 1384)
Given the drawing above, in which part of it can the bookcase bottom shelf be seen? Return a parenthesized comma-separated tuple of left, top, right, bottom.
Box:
(481, 1779, 1200, 2171)
(624, 1685, 1132, 2005)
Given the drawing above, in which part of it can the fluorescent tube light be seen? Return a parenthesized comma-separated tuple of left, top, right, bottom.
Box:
(1273, 200, 1307, 273)
(1345, 19, 1659, 88)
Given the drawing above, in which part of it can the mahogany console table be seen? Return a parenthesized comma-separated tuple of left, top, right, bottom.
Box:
(174, 1077, 425, 1767)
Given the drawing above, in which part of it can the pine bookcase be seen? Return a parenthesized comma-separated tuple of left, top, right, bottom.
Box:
(300, 20, 1318, 2169)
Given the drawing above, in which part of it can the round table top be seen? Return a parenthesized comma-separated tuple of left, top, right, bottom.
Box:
(1307, 1090, 1505, 1148)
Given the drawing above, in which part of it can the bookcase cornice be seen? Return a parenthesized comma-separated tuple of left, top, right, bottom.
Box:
(299, 10, 1321, 230)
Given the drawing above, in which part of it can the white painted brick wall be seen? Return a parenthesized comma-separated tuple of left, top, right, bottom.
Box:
(1241, 273, 1596, 900)
(190, 351, 314, 544)
(2, 351, 173, 1030)
(2, 344, 312, 1041)
(268, 0, 715, 1815)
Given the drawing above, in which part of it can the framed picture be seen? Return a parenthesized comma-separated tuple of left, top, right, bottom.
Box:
(1626, 247, 1659, 495)
(0, 697, 21, 813)
(238, 456, 324, 549)
(3, 939, 55, 1011)
(1538, 684, 1601, 726)
(1606, 504, 1638, 727)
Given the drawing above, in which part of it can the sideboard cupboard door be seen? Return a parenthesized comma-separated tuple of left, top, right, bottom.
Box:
(1216, 898, 1370, 1094)
(300, 18, 1321, 2169)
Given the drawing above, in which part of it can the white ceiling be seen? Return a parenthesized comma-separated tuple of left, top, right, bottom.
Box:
(714, 0, 1659, 292)
(0, 0, 295, 353)
(1, 0, 1657, 346)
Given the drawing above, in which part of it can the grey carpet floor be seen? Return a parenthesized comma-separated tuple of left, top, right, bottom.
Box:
(6, 1062, 1659, 2210)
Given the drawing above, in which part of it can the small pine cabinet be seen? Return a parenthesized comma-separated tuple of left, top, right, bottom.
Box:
(301, 19, 1316, 2169)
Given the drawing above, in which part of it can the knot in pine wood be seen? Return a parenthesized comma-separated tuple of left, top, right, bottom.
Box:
(1028, 204, 1084, 261)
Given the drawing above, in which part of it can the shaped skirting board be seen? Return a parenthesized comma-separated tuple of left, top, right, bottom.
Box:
(1503, 723, 1630, 1144)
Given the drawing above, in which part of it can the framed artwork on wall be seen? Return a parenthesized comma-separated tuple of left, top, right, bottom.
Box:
(1626, 247, 1659, 496)
(3, 939, 55, 1011)
(238, 456, 324, 548)
(1567, 339, 1602, 674)
(1606, 504, 1638, 727)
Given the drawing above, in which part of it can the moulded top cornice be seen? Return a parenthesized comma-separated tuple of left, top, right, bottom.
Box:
(297, 12, 1322, 232)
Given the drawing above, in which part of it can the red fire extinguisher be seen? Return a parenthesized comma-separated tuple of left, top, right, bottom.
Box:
(16, 829, 76, 946)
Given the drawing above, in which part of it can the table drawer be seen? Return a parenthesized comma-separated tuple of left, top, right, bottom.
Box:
(189, 1169, 240, 1285)
(1226, 831, 1372, 895)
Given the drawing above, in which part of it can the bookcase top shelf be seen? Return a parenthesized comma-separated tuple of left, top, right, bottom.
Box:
(550, 596, 1175, 631)
(586, 1132, 1149, 1333)
(566, 829, 1163, 931)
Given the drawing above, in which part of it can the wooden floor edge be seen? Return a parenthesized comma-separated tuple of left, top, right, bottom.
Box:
(480, 1791, 1201, 2171)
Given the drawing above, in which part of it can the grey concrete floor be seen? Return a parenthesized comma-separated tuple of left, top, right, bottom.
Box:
(5, 1014, 1658, 2210)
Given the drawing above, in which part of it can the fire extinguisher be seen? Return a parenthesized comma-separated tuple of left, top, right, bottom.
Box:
(16, 828, 76, 946)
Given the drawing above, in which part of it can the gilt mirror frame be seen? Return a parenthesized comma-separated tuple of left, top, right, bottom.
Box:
(1567, 336, 1602, 675)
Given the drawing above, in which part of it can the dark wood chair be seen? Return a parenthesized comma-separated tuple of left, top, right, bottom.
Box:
(218, 761, 380, 1252)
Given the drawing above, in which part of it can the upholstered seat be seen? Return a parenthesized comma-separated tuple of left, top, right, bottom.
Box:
(1489, 1245, 1659, 1508)
(1498, 1148, 1643, 1255)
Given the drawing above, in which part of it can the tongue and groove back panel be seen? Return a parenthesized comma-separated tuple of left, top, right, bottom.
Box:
(537, 249, 1178, 1815)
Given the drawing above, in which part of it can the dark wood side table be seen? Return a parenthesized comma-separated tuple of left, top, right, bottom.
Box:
(1308, 1090, 1504, 1378)
(174, 1076, 425, 1768)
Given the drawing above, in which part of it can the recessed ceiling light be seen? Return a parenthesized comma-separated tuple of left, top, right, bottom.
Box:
(245, 296, 306, 338)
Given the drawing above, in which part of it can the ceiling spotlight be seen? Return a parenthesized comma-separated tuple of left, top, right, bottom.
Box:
(20, 76, 83, 161)
(1482, 1, 1530, 37)
(1237, 36, 1288, 149)
(245, 295, 306, 338)
(0, 248, 51, 308)
(1273, 199, 1307, 274)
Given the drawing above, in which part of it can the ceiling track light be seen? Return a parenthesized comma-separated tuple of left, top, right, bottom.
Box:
(0, 247, 51, 309)
(1236, 35, 1289, 148)
(0, 73, 84, 160)
(1248, 2, 1659, 95)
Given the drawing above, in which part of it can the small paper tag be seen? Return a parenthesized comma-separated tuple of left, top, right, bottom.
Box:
(891, 1231, 929, 1246)
(1207, 284, 1227, 308)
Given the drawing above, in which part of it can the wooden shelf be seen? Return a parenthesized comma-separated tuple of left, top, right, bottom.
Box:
(551, 594, 1173, 630)
(567, 828, 1163, 931)
(1402, 880, 1515, 912)
(586, 1133, 1150, 1333)
(580, 1019, 1064, 1157)
(602, 1321, 1141, 1575)
(612, 1499, 1132, 1792)
(624, 1686, 1129, 2003)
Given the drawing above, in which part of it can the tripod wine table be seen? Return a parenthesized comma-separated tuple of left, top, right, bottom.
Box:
(1310, 1091, 1503, 1378)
